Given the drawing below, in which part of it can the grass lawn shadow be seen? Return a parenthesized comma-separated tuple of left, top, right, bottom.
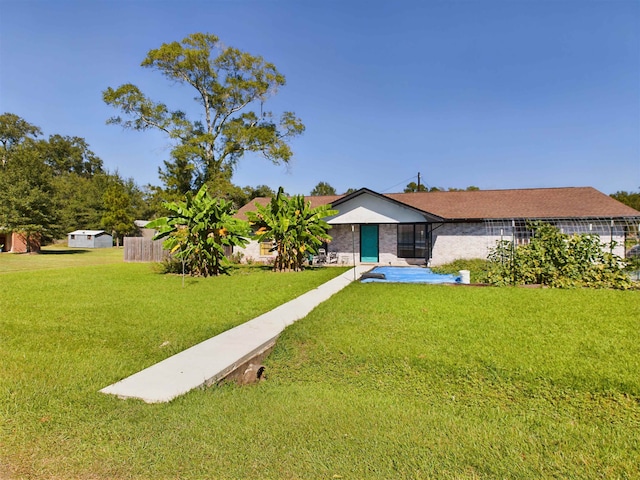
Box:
(40, 249, 91, 255)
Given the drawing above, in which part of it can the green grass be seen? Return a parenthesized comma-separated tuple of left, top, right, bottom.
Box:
(430, 258, 489, 283)
(0, 245, 124, 273)
(264, 284, 640, 478)
(1, 257, 639, 479)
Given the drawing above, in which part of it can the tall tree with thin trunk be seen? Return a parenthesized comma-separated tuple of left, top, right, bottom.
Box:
(103, 33, 305, 192)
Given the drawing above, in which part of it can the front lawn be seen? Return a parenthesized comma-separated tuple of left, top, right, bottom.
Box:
(0, 245, 123, 273)
(1, 261, 638, 478)
(268, 284, 640, 478)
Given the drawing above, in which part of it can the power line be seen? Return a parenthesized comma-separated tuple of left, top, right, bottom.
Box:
(379, 174, 418, 193)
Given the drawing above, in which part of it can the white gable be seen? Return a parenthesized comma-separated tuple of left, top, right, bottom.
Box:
(326, 192, 427, 224)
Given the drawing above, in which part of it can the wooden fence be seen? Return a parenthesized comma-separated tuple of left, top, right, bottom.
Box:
(123, 237, 169, 263)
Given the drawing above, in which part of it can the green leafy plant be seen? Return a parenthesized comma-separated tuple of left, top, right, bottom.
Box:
(485, 222, 632, 289)
(247, 187, 337, 272)
(103, 33, 304, 193)
(229, 251, 245, 264)
(100, 179, 136, 246)
(147, 184, 249, 276)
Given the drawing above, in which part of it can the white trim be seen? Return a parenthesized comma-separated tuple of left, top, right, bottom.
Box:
(326, 192, 426, 225)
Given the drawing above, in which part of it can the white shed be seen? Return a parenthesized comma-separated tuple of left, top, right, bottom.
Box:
(68, 230, 113, 248)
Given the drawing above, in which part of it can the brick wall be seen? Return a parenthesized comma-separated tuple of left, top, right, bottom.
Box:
(327, 224, 422, 266)
(430, 222, 494, 266)
(235, 221, 628, 266)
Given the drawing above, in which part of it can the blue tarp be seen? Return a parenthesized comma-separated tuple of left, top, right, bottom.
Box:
(360, 266, 461, 284)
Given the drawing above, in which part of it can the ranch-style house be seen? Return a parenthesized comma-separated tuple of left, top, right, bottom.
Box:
(235, 186, 640, 266)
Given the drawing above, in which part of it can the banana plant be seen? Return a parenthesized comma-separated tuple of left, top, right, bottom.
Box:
(147, 184, 249, 276)
(247, 187, 337, 271)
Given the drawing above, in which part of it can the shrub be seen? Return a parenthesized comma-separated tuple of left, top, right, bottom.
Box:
(158, 256, 189, 275)
(229, 251, 244, 264)
(485, 222, 632, 289)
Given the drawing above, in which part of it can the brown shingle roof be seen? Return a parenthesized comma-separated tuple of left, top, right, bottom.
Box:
(236, 187, 640, 221)
(386, 187, 640, 220)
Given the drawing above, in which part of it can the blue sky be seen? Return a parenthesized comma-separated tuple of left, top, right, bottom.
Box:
(1, 0, 638, 195)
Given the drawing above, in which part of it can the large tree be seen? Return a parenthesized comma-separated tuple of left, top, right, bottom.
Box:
(53, 174, 106, 233)
(101, 176, 139, 246)
(310, 181, 337, 196)
(103, 33, 305, 192)
(158, 150, 196, 196)
(0, 113, 42, 166)
(0, 140, 59, 247)
(40, 134, 104, 177)
(0, 114, 58, 246)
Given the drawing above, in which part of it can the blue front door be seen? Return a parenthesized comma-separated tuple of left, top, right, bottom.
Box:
(360, 225, 379, 262)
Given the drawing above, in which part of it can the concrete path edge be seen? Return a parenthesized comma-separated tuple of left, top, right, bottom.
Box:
(100, 266, 369, 403)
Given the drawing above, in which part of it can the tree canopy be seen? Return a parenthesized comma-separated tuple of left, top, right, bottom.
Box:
(404, 182, 481, 193)
(41, 134, 104, 177)
(0, 139, 59, 247)
(404, 181, 427, 193)
(0, 112, 42, 166)
(101, 176, 140, 246)
(103, 33, 305, 193)
(0, 113, 150, 245)
(310, 181, 337, 196)
(611, 190, 640, 212)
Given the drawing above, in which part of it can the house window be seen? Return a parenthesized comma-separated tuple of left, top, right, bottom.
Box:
(397, 224, 427, 258)
(70, 235, 75, 240)
(260, 242, 273, 256)
(87, 235, 92, 240)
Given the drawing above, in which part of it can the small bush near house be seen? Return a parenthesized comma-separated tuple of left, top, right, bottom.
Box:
(485, 222, 632, 289)
(229, 251, 244, 264)
(157, 256, 188, 274)
(624, 244, 640, 281)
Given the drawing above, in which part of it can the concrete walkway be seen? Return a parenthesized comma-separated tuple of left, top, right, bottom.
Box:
(100, 266, 369, 403)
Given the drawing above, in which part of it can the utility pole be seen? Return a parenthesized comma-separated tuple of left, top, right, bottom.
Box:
(417, 172, 421, 190)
